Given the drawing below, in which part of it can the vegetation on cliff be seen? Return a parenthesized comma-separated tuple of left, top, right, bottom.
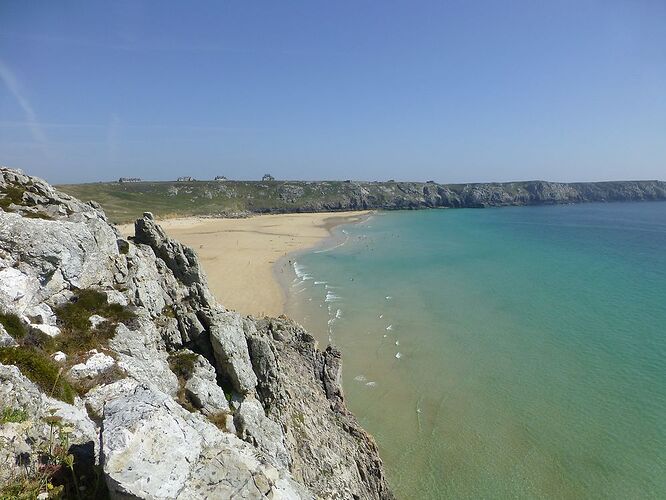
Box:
(58, 178, 666, 224)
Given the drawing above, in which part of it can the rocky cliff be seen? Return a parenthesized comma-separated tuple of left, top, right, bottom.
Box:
(0, 167, 393, 499)
(58, 178, 666, 223)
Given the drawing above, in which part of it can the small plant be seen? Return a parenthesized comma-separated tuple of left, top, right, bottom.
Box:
(0, 184, 26, 206)
(161, 305, 176, 318)
(0, 347, 75, 404)
(207, 410, 232, 431)
(22, 211, 54, 220)
(0, 409, 110, 499)
(0, 312, 27, 340)
(168, 351, 200, 413)
(168, 351, 198, 381)
(0, 406, 29, 424)
(54, 289, 136, 355)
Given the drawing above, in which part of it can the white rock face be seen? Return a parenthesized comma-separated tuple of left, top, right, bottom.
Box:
(30, 323, 61, 337)
(105, 289, 128, 306)
(235, 397, 291, 469)
(0, 324, 17, 347)
(25, 302, 57, 325)
(0, 212, 119, 292)
(110, 322, 178, 396)
(103, 386, 204, 498)
(84, 377, 139, 418)
(184, 352, 231, 415)
(68, 351, 117, 380)
(0, 363, 97, 485)
(102, 385, 310, 499)
(209, 311, 257, 394)
(0, 265, 37, 313)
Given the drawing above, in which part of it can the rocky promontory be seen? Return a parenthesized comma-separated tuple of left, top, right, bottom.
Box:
(57, 178, 666, 223)
(0, 167, 393, 499)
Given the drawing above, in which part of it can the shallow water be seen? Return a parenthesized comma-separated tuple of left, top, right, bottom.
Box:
(283, 202, 666, 499)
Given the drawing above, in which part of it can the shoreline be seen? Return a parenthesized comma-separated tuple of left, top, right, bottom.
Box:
(117, 211, 372, 317)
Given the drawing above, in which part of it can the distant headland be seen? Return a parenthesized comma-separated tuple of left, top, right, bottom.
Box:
(57, 178, 666, 224)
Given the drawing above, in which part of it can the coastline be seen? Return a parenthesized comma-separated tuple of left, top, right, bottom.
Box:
(117, 211, 372, 317)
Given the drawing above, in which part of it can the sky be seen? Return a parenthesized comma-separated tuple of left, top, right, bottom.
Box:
(0, 0, 665, 184)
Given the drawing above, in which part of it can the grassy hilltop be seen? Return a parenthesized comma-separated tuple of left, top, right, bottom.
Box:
(57, 179, 666, 225)
(57, 180, 371, 224)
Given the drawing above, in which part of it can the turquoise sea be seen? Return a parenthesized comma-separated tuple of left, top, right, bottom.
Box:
(282, 202, 666, 499)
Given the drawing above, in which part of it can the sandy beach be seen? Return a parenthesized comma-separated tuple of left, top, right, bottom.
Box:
(118, 211, 370, 317)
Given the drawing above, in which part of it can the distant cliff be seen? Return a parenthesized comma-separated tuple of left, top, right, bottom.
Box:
(57, 178, 666, 223)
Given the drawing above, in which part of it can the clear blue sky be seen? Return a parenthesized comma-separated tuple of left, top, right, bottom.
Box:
(1, 1, 664, 184)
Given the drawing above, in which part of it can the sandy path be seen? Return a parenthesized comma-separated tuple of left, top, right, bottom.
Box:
(117, 211, 370, 317)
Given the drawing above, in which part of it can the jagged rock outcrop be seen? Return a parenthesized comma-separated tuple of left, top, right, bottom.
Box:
(0, 167, 394, 499)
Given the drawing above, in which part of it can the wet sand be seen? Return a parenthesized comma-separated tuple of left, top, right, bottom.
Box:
(117, 211, 370, 317)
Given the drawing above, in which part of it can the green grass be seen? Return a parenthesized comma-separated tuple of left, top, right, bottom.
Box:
(0, 347, 75, 404)
(54, 289, 135, 355)
(22, 210, 54, 220)
(56, 289, 133, 329)
(168, 351, 199, 412)
(0, 184, 26, 206)
(168, 351, 198, 381)
(0, 289, 135, 403)
(0, 312, 27, 339)
(56, 180, 370, 223)
(0, 406, 29, 424)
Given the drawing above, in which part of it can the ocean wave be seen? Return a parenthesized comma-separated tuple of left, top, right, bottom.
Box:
(325, 291, 341, 302)
(293, 261, 313, 281)
(365, 381, 377, 387)
(354, 375, 367, 382)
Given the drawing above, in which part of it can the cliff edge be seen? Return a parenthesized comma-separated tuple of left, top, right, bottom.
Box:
(0, 167, 393, 499)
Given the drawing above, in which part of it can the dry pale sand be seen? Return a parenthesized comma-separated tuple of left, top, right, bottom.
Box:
(118, 211, 370, 317)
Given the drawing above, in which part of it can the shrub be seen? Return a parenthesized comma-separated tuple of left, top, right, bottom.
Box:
(207, 410, 232, 431)
(22, 211, 54, 220)
(54, 289, 136, 355)
(0, 406, 29, 424)
(168, 351, 198, 381)
(168, 351, 200, 413)
(0, 347, 75, 404)
(0, 184, 25, 205)
(0, 312, 27, 339)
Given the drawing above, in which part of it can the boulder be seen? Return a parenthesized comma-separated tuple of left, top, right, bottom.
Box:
(68, 351, 117, 380)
